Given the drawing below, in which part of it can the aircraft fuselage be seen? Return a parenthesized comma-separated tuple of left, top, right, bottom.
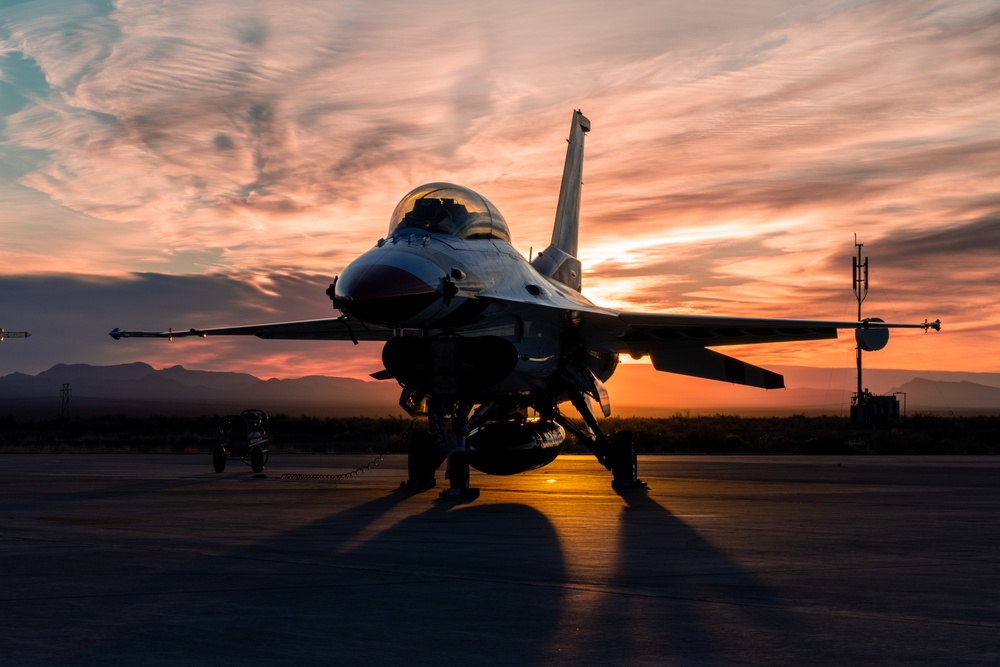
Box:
(334, 229, 615, 400)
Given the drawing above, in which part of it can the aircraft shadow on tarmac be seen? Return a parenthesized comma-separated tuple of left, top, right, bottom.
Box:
(24, 480, 825, 665)
(594, 489, 816, 663)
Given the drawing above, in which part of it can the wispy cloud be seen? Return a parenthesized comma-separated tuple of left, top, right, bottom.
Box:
(1, 0, 997, 378)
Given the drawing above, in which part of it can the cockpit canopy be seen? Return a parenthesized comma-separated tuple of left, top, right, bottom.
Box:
(388, 183, 510, 242)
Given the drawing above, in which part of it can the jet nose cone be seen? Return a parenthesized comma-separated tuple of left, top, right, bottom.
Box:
(336, 261, 442, 327)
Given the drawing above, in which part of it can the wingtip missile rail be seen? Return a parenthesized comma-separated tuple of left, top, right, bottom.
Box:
(109, 327, 206, 341)
(854, 318, 941, 331)
(0, 328, 31, 341)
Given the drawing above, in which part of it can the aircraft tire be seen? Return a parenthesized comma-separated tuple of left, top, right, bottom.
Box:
(611, 430, 637, 486)
(213, 446, 227, 473)
(406, 431, 441, 487)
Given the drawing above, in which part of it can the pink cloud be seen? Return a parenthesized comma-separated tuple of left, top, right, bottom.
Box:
(1, 0, 997, 379)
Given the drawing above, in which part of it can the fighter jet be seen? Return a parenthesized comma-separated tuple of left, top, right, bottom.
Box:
(111, 110, 940, 496)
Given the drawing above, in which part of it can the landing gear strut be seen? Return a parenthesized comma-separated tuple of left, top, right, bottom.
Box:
(548, 390, 647, 490)
(402, 397, 480, 498)
(435, 399, 479, 499)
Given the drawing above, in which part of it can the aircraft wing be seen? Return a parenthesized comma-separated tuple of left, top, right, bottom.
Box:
(475, 284, 938, 389)
(578, 310, 940, 390)
(611, 311, 938, 345)
(109, 316, 396, 342)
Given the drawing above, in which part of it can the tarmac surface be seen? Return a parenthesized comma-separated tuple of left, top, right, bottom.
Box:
(2, 453, 999, 666)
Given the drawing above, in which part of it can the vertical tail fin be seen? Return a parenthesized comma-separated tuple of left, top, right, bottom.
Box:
(551, 109, 590, 256)
(532, 110, 590, 292)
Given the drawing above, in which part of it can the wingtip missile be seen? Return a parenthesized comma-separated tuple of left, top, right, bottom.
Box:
(0, 328, 31, 340)
(109, 327, 188, 340)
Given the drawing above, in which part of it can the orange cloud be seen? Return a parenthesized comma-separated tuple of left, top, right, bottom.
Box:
(1, 0, 997, 381)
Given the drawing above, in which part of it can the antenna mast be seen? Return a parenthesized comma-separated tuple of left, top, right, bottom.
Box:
(61, 383, 72, 418)
(852, 235, 868, 402)
(849, 237, 898, 425)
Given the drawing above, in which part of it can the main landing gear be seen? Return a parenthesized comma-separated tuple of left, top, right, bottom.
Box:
(548, 390, 647, 491)
(401, 388, 646, 495)
(609, 430, 643, 490)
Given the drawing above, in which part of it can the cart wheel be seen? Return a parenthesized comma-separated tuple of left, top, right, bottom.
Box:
(250, 446, 265, 473)
(213, 446, 227, 473)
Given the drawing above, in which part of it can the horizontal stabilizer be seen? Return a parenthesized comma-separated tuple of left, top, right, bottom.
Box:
(649, 347, 785, 389)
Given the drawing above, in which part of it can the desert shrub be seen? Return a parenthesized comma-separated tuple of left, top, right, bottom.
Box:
(2, 414, 999, 455)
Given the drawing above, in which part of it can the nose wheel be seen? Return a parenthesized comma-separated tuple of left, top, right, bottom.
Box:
(403, 397, 480, 498)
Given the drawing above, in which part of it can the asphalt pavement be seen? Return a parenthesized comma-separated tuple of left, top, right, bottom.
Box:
(2, 454, 998, 665)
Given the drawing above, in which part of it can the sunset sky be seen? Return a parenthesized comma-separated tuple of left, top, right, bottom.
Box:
(1, 0, 998, 403)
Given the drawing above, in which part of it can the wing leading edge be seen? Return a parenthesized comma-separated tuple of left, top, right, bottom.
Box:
(109, 316, 395, 342)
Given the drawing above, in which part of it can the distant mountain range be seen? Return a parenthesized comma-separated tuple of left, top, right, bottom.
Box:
(1, 362, 998, 418)
(599, 364, 1000, 416)
(0, 362, 401, 418)
(886, 378, 1000, 413)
